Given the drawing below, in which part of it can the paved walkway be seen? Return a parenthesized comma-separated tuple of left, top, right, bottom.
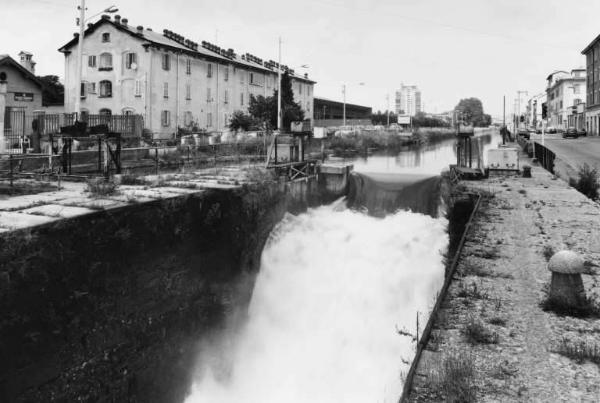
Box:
(0, 167, 259, 232)
(408, 144, 600, 402)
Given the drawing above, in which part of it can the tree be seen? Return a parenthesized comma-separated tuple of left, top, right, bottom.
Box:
(36, 75, 64, 106)
(228, 110, 257, 131)
(454, 98, 491, 127)
(412, 112, 451, 128)
(248, 71, 305, 131)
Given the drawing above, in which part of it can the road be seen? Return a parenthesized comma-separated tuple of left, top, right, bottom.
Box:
(534, 135, 600, 171)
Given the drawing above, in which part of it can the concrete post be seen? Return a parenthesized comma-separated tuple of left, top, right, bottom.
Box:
(0, 80, 6, 153)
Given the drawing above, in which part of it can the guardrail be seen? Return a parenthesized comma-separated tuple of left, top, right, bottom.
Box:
(399, 191, 483, 402)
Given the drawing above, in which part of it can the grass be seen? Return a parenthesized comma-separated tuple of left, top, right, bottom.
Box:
(462, 261, 513, 279)
(541, 294, 600, 318)
(551, 337, 600, 367)
(119, 174, 147, 186)
(428, 349, 477, 402)
(463, 316, 499, 344)
(86, 178, 118, 197)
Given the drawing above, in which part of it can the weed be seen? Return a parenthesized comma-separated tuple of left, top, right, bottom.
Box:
(428, 349, 477, 403)
(86, 178, 118, 197)
(463, 316, 499, 344)
(456, 281, 489, 300)
(570, 163, 600, 200)
(551, 337, 600, 367)
(542, 245, 555, 261)
(488, 316, 507, 326)
(119, 174, 146, 186)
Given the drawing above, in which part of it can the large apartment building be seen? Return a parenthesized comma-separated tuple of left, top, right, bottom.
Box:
(545, 69, 586, 130)
(58, 14, 315, 138)
(394, 84, 421, 117)
(582, 35, 600, 135)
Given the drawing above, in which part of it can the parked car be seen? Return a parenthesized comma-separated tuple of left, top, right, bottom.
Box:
(577, 128, 587, 136)
(563, 127, 578, 138)
(546, 126, 557, 134)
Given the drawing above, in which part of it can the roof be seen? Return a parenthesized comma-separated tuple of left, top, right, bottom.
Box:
(58, 17, 316, 84)
(582, 33, 600, 55)
(314, 96, 372, 111)
(0, 54, 42, 88)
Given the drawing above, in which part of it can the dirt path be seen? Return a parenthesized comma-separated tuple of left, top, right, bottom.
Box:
(407, 148, 600, 402)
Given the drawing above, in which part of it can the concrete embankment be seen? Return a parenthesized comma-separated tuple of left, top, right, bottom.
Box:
(403, 146, 600, 401)
(0, 165, 351, 402)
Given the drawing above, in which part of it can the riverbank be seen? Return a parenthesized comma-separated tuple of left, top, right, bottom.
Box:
(404, 145, 600, 401)
(0, 164, 353, 402)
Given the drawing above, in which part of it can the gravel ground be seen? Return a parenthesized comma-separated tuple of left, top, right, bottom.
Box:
(407, 147, 600, 402)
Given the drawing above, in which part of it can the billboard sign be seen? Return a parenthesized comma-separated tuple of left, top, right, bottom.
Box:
(397, 115, 411, 125)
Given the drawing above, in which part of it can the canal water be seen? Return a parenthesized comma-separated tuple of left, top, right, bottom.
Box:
(184, 130, 500, 403)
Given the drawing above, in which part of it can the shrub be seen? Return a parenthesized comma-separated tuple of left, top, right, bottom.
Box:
(571, 163, 600, 200)
(86, 178, 117, 197)
(433, 350, 477, 402)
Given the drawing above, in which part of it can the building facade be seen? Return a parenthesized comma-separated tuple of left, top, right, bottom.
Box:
(545, 69, 586, 130)
(525, 92, 547, 130)
(313, 97, 372, 127)
(582, 35, 600, 135)
(0, 54, 43, 116)
(59, 15, 315, 138)
(395, 84, 421, 116)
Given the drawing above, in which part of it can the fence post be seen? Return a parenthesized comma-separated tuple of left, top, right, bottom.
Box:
(155, 147, 159, 175)
(9, 154, 13, 188)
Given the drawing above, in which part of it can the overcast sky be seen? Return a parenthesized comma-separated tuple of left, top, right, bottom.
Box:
(3, 0, 599, 117)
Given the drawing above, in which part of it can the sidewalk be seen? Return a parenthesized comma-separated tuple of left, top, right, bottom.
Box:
(407, 145, 600, 402)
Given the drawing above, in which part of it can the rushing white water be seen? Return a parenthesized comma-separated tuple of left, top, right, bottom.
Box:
(185, 201, 448, 403)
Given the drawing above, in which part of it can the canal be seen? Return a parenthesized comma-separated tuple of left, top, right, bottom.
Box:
(184, 129, 501, 403)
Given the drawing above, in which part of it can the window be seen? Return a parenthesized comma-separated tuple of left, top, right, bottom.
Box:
(88, 82, 96, 94)
(240, 92, 244, 106)
(186, 59, 191, 75)
(88, 55, 97, 68)
(224, 67, 229, 81)
(224, 90, 229, 104)
(184, 111, 193, 126)
(134, 80, 142, 97)
(308, 86, 311, 96)
(99, 80, 112, 97)
(186, 84, 191, 100)
(207, 63, 213, 78)
(123, 108, 135, 116)
(559, 100, 563, 109)
(207, 87, 211, 102)
(99, 53, 113, 70)
(240, 71, 245, 84)
(162, 54, 170, 71)
(573, 84, 580, 94)
(306, 101, 310, 112)
(161, 110, 171, 127)
(163, 82, 169, 98)
(207, 112, 213, 127)
(125, 52, 138, 69)
(102, 32, 110, 43)
(80, 82, 87, 98)
(299, 83, 302, 94)
(99, 108, 112, 116)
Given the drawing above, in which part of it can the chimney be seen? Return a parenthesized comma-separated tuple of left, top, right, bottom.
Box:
(114, 14, 121, 24)
(101, 14, 110, 20)
(137, 25, 144, 33)
(87, 23, 93, 29)
(18, 51, 36, 74)
(121, 18, 128, 25)
(147, 27, 152, 31)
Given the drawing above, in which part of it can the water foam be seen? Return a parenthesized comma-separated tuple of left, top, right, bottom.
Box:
(185, 204, 448, 403)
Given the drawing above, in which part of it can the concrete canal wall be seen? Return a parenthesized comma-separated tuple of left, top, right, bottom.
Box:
(0, 167, 352, 402)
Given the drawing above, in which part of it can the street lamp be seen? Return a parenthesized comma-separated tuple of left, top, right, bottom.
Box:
(74, 2, 118, 118)
(342, 82, 364, 127)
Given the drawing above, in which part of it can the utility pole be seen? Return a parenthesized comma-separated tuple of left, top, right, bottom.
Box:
(503, 95, 506, 145)
(386, 93, 390, 127)
(342, 84, 346, 126)
(277, 37, 282, 131)
(74, 0, 86, 118)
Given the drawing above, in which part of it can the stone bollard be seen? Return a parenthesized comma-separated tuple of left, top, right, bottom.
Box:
(547, 250, 587, 308)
